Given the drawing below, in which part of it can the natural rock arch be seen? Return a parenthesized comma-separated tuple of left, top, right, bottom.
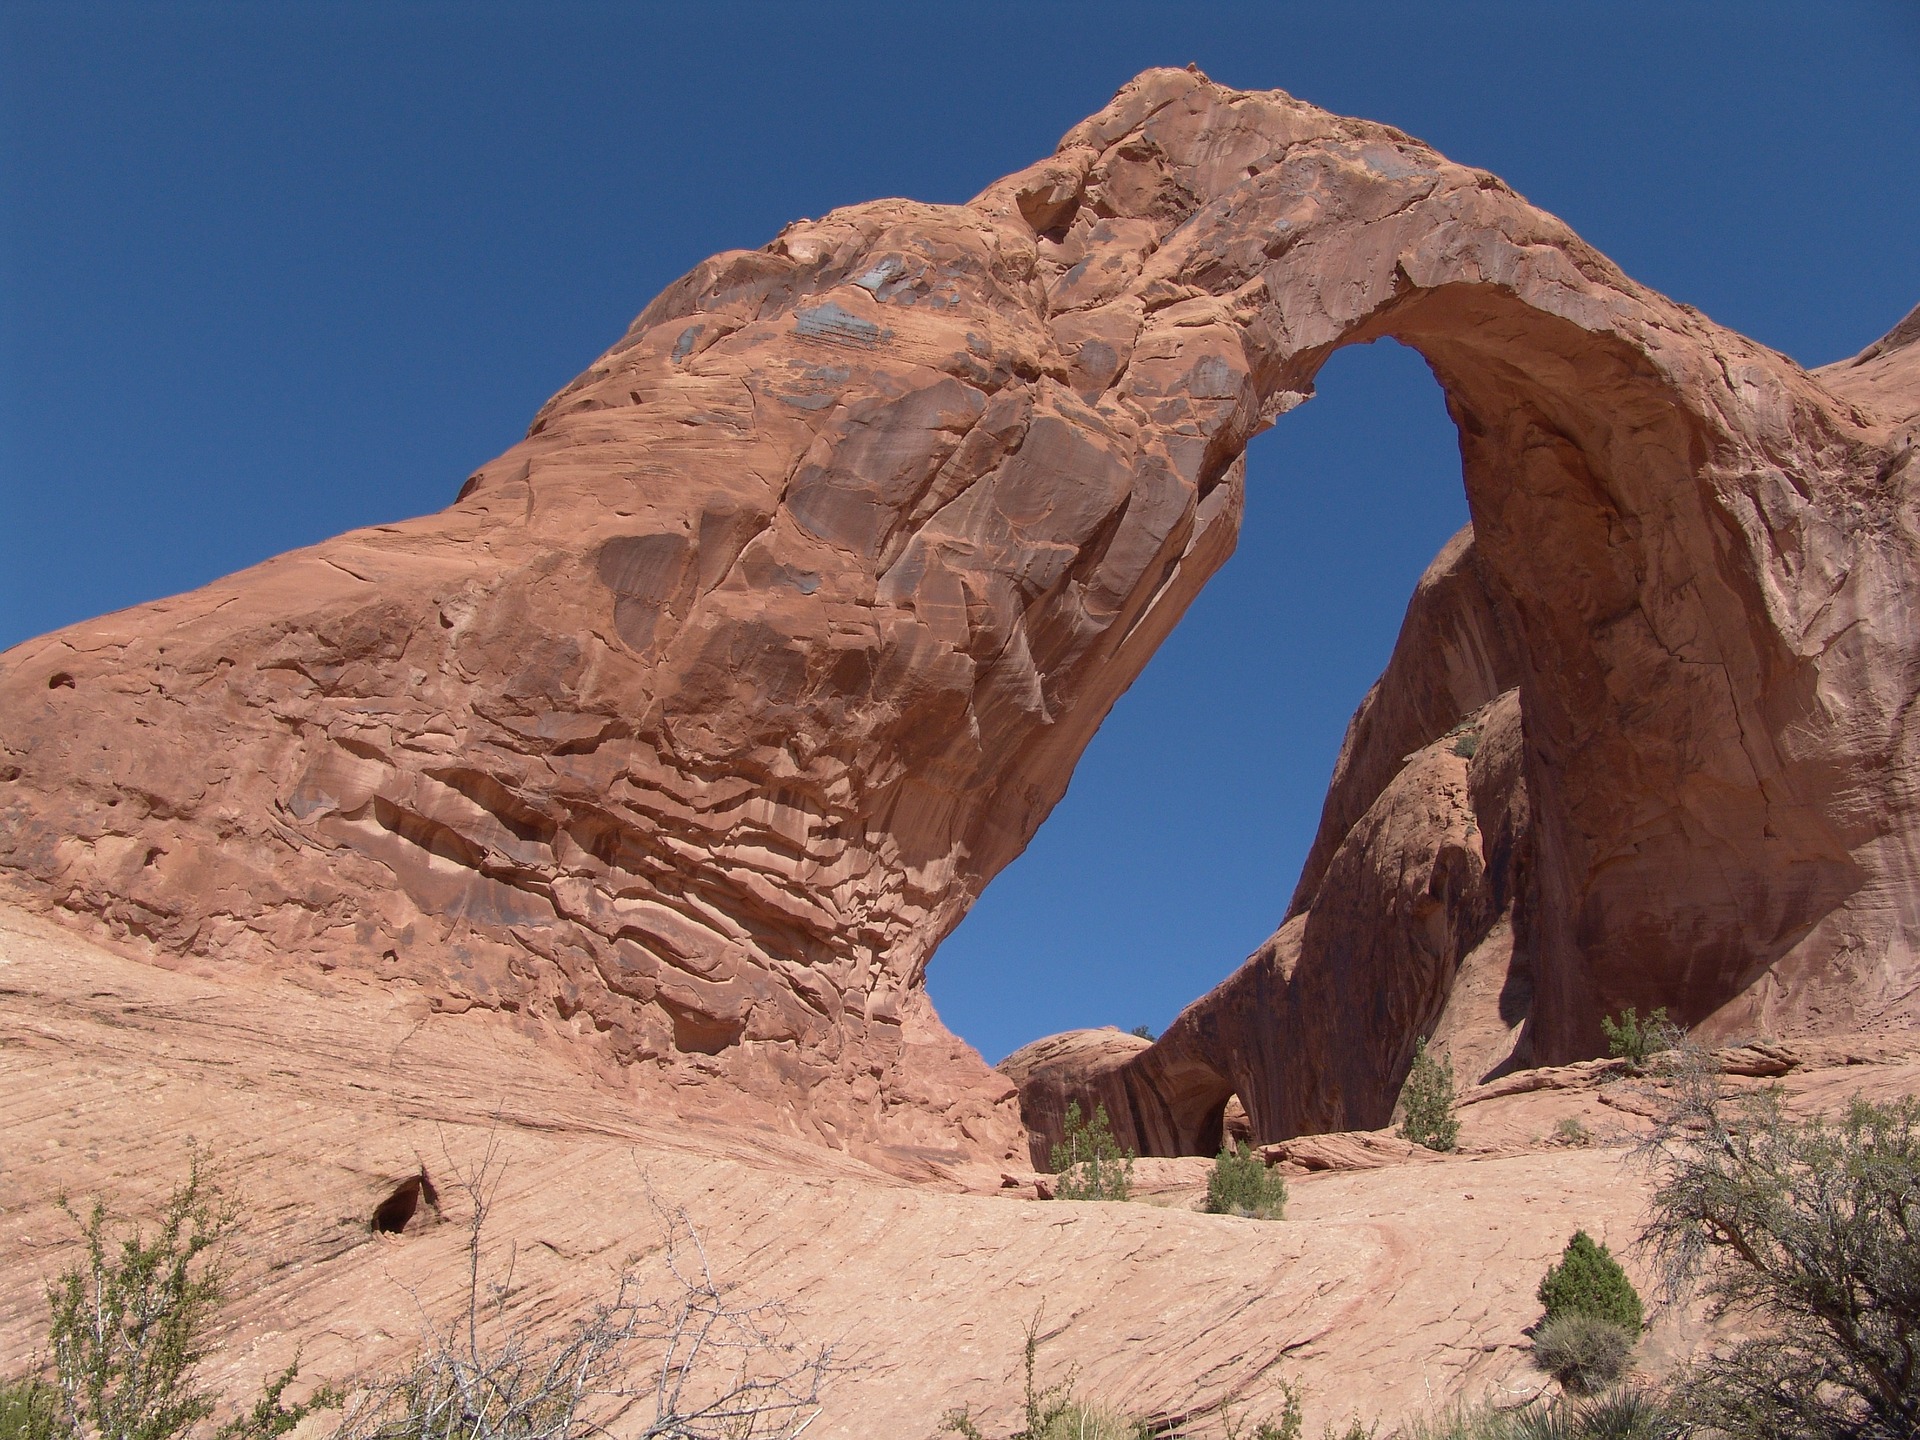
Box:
(4, 70, 1916, 1166)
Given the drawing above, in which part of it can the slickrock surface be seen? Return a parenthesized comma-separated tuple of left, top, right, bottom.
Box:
(11, 911, 1918, 1436)
(5, 67, 1920, 1162)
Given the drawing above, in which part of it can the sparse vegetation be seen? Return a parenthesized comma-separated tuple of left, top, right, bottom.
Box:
(1392, 1390, 1670, 1440)
(938, 1310, 1151, 1440)
(1128, 1025, 1156, 1042)
(336, 1144, 838, 1440)
(1598, 1008, 1681, 1071)
(1550, 1116, 1592, 1148)
(5, 1150, 836, 1440)
(1219, 1382, 1302, 1439)
(1449, 731, 1480, 760)
(30, 1154, 337, 1440)
(1529, 1312, 1634, 1396)
(1049, 1102, 1135, 1202)
(1396, 1041, 1460, 1153)
(1204, 1142, 1287, 1220)
(1536, 1231, 1643, 1335)
(1639, 1049, 1920, 1440)
(0, 1380, 58, 1440)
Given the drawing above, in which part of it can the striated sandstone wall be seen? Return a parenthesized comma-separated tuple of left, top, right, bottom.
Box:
(5, 69, 1918, 1162)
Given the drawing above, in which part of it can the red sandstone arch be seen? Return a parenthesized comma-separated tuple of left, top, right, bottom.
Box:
(4, 70, 1915, 1166)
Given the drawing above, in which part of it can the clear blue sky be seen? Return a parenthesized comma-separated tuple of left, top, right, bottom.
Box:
(4, 3, 1916, 1062)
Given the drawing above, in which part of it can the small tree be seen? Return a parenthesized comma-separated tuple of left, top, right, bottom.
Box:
(1397, 1041, 1460, 1153)
(1599, 1007, 1681, 1070)
(1204, 1143, 1287, 1221)
(39, 1155, 335, 1440)
(1536, 1230, 1643, 1334)
(1639, 1055, 1920, 1440)
(1048, 1103, 1134, 1203)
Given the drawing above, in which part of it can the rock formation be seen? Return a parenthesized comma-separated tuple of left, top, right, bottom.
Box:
(5, 69, 1918, 1163)
(8, 909, 1920, 1435)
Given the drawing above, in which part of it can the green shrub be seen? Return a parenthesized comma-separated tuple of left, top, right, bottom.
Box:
(1529, 1313, 1634, 1396)
(1598, 1008, 1680, 1070)
(1536, 1230, 1642, 1334)
(1642, 1079, 1920, 1439)
(1127, 1024, 1156, 1042)
(0, 1380, 57, 1440)
(940, 1310, 1155, 1440)
(1553, 1390, 1670, 1440)
(1031, 1402, 1149, 1440)
(39, 1156, 336, 1440)
(1397, 1041, 1460, 1153)
(1550, 1116, 1592, 1148)
(1392, 1390, 1672, 1440)
(1219, 1382, 1303, 1440)
(1204, 1143, 1287, 1220)
(1391, 1398, 1514, 1440)
(1049, 1102, 1134, 1202)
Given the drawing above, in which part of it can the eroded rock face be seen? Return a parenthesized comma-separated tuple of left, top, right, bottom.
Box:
(4, 69, 1917, 1160)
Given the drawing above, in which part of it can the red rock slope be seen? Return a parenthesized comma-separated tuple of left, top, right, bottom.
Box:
(7, 908, 1918, 1436)
(4, 69, 1917, 1162)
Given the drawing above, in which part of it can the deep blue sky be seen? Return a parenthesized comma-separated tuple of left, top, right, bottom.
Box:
(4, 3, 1917, 1062)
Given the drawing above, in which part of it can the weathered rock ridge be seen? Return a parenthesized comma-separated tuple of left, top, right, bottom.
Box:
(5, 70, 1918, 1163)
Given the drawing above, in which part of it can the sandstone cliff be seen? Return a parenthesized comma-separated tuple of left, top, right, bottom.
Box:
(5, 69, 1918, 1165)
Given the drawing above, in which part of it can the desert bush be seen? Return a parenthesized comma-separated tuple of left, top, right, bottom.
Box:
(1, 1380, 58, 1440)
(1391, 1390, 1671, 1440)
(1597, 1009, 1680, 1071)
(1128, 1025, 1156, 1042)
(939, 1310, 1154, 1440)
(1204, 1143, 1287, 1220)
(1218, 1380, 1304, 1440)
(339, 1144, 837, 1440)
(37, 1154, 335, 1440)
(1396, 1041, 1459, 1153)
(1529, 1313, 1634, 1396)
(1535, 1231, 1642, 1334)
(1638, 1054, 1920, 1440)
(1029, 1402, 1146, 1440)
(1551, 1390, 1670, 1440)
(1550, 1117, 1591, 1148)
(1049, 1102, 1134, 1202)
(1391, 1398, 1513, 1440)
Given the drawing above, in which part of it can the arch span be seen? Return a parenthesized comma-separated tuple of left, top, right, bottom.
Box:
(3, 70, 1915, 1165)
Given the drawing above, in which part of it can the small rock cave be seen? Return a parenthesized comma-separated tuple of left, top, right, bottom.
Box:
(370, 1168, 441, 1234)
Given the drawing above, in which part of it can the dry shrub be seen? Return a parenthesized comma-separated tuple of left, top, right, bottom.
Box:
(1529, 1313, 1634, 1396)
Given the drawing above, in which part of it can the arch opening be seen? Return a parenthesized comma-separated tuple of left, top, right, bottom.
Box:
(929, 340, 1469, 1071)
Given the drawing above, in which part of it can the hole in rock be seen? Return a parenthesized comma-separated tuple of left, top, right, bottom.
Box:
(370, 1168, 440, 1234)
(928, 341, 1469, 1077)
(47, 672, 75, 689)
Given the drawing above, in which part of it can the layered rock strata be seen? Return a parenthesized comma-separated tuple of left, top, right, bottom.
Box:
(5, 69, 1918, 1160)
